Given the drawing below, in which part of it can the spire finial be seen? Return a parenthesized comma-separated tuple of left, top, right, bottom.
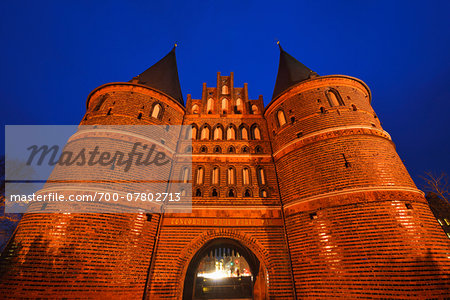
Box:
(277, 41, 283, 51)
(174, 42, 178, 48)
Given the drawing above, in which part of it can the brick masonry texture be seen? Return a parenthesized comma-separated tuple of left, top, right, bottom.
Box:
(0, 73, 449, 299)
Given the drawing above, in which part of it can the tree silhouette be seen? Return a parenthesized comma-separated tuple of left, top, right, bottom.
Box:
(420, 171, 449, 202)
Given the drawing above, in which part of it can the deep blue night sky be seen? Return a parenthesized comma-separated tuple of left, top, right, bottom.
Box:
(1, 1, 449, 186)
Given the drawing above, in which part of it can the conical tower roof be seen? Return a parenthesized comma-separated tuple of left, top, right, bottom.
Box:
(272, 43, 316, 100)
(133, 46, 184, 105)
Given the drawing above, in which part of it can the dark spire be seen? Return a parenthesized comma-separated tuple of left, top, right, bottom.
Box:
(272, 42, 317, 100)
(132, 45, 184, 105)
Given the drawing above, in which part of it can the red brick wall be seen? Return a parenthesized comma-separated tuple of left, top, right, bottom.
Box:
(266, 75, 450, 298)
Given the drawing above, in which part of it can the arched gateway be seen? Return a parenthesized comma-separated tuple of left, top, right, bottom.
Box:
(182, 238, 267, 300)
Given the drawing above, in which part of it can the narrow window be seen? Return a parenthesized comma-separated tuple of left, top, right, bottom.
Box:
(251, 105, 259, 114)
(196, 167, 204, 185)
(228, 146, 235, 153)
(151, 103, 162, 119)
(137, 112, 142, 120)
(222, 85, 229, 94)
(290, 116, 295, 124)
(260, 189, 267, 198)
(352, 104, 357, 111)
(213, 126, 223, 140)
(243, 168, 250, 185)
(227, 168, 235, 185)
(207, 98, 214, 114)
(214, 146, 221, 153)
(252, 126, 261, 140)
(227, 126, 236, 140)
(242, 146, 249, 153)
(146, 214, 152, 222)
(190, 126, 197, 140)
(255, 146, 263, 153)
(200, 146, 207, 153)
(107, 108, 112, 115)
(212, 167, 219, 185)
(326, 90, 344, 107)
(94, 94, 108, 111)
(192, 104, 199, 114)
(405, 203, 413, 210)
(228, 189, 235, 197)
(244, 189, 251, 197)
(258, 168, 266, 185)
(240, 127, 248, 140)
(195, 189, 202, 197)
(277, 110, 287, 126)
(201, 126, 210, 140)
(236, 98, 243, 113)
(212, 188, 218, 197)
(222, 98, 228, 114)
(182, 167, 190, 183)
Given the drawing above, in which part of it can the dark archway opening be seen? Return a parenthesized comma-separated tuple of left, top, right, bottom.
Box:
(183, 238, 265, 300)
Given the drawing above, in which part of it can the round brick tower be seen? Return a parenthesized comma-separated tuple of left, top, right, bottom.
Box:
(265, 45, 450, 298)
(0, 48, 186, 298)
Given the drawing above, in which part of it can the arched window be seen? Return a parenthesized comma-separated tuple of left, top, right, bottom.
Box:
(326, 89, 344, 107)
(151, 103, 162, 119)
(182, 166, 190, 183)
(227, 126, 236, 140)
(94, 94, 108, 111)
(192, 104, 199, 114)
(240, 127, 248, 140)
(213, 146, 222, 153)
(195, 189, 202, 197)
(207, 98, 214, 114)
(200, 146, 207, 153)
(251, 105, 259, 114)
(255, 146, 263, 153)
(257, 167, 266, 185)
(222, 85, 229, 94)
(228, 146, 235, 153)
(221, 98, 228, 114)
(185, 146, 192, 153)
(212, 188, 218, 197)
(187, 125, 198, 140)
(227, 189, 235, 197)
(212, 167, 219, 185)
(260, 189, 267, 198)
(201, 126, 210, 140)
(244, 189, 251, 197)
(243, 168, 250, 185)
(213, 126, 223, 140)
(196, 167, 204, 185)
(252, 125, 261, 140)
(227, 167, 236, 185)
(277, 110, 287, 127)
(236, 98, 243, 114)
(242, 146, 249, 153)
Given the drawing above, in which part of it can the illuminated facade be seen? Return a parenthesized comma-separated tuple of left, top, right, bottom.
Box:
(1, 46, 450, 299)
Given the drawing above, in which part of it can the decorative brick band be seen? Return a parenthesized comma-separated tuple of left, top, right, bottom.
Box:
(273, 125, 392, 160)
(284, 186, 426, 217)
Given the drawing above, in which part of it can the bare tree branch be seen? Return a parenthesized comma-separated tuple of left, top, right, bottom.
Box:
(420, 171, 449, 202)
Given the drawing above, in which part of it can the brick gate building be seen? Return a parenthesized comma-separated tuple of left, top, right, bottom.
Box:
(1, 46, 449, 299)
